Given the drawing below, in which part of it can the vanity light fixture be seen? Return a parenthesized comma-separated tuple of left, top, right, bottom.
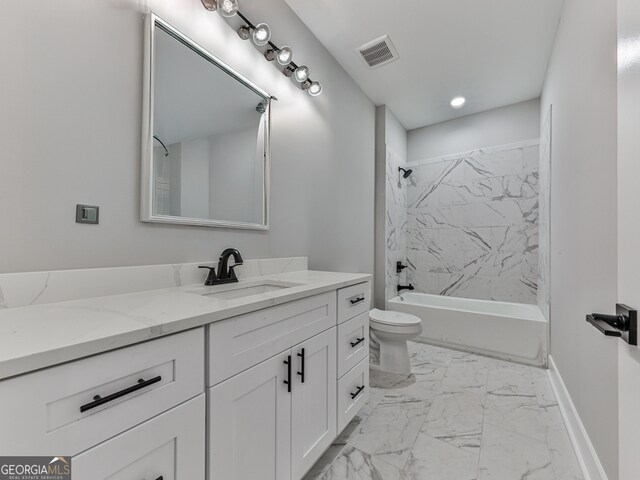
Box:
(218, 0, 239, 17)
(450, 96, 466, 109)
(201, 0, 322, 96)
(252, 23, 271, 46)
(237, 25, 251, 40)
(302, 79, 323, 97)
(276, 46, 293, 66)
(201, 0, 217, 11)
(293, 65, 310, 83)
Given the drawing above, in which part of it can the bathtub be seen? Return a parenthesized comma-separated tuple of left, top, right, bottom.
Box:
(388, 293, 548, 367)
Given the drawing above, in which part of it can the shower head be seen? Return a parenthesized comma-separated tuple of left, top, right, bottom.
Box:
(399, 167, 413, 179)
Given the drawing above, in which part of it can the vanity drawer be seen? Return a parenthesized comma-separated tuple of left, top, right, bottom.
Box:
(337, 356, 369, 433)
(0, 327, 204, 455)
(337, 282, 370, 324)
(208, 292, 336, 386)
(73, 394, 205, 480)
(337, 312, 369, 378)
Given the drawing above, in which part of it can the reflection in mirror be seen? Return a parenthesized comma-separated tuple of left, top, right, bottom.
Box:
(142, 16, 270, 229)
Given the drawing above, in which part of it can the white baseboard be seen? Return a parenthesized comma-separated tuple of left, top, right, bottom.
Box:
(547, 355, 609, 480)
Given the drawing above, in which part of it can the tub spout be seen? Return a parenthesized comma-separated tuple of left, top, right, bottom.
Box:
(397, 284, 415, 292)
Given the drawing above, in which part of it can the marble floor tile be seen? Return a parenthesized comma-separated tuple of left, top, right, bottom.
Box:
(422, 390, 485, 453)
(439, 362, 489, 394)
(540, 404, 584, 480)
(478, 423, 554, 480)
(484, 390, 546, 442)
(308, 446, 403, 480)
(348, 400, 429, 469)
(308, 342, 584, 480)
(403, 433, 480, 480)
(370, 366, 445, 405)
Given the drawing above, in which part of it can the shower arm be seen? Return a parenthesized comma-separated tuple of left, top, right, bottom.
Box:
(153, 135, 169, 157)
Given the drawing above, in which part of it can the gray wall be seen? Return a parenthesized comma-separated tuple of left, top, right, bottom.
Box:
(0, 0, 375, 274)
(408, 99, 541, 162)
(541, 0, 619, 476)
(373, 106, 407, 308)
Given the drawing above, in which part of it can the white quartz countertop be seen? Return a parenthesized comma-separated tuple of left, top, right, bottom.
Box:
(0, 270, 371, 380)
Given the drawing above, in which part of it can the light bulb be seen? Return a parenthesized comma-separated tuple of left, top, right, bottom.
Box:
(293, 65, 309, 83)
(450, 96, 466, 109)
(308, 81, 323, 96)
(277, 46, 293, 66)
(218, 0, 238, 17)
(252, 23, 271, 46)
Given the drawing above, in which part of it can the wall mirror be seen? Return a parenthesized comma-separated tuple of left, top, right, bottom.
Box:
(141, 14, 271, 230)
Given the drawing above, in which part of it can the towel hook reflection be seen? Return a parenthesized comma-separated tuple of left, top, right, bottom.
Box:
(153, 135, 169, 157)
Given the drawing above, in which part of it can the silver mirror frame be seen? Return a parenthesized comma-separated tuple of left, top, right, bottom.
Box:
(141, 13, 271, 230)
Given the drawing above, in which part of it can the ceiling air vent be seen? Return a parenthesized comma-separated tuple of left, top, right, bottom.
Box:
(357, 35, 399, 69)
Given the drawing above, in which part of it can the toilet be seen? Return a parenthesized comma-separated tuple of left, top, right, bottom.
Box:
(369, 308, 423, 374)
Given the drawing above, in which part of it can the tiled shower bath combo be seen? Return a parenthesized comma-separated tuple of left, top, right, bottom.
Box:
(405, 141, 540, 304)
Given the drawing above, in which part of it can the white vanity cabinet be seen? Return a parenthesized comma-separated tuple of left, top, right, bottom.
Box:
(208, 350, 292, 480)
(290, 328, 337, 479)
(0, 277, 371, 480)
(0, 327, 205, 456)
(72, 395, 205, 480)
(208, 328, 337, 480)
(207, 282, 370, 480)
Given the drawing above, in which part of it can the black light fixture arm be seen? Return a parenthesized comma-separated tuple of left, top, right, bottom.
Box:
(235, 10, 302, 71)
(202, 0, 321, 95)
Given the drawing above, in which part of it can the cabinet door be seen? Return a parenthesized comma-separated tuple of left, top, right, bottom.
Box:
(291, 328, 337, 480)
(208, 350, 292, 480)
(72, 394, 205, 480)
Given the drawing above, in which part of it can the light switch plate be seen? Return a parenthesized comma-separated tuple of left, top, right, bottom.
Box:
(76, 204, 99, 224)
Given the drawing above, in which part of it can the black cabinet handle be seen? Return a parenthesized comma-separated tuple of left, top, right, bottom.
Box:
(350, 337, 365, 348)
(350, 385, 365, 400)
(297, 348, 305, 383)
(350, 296, 365, 305)
(284, 355, 292, 393)
(80, 376, 162, 413)
(155, 477, 163, 480)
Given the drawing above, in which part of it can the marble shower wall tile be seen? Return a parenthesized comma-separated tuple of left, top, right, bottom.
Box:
(538, 109, 552, 320)
(405, 140, 540, 304)
(0, 257, 308, 308)
(385, 149, 408, 303)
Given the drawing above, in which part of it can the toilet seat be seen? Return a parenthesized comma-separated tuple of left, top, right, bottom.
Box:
(369, 309, 422, 334)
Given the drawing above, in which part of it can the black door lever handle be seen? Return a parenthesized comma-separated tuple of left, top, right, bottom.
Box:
(586, 304, 638, 346)
(586, 314, 623, 337)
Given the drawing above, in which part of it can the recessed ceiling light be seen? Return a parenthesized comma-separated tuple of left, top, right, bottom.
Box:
(450, 96, 466, 109)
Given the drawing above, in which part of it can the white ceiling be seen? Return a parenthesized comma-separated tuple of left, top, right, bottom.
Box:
(284, 0, 564, 130)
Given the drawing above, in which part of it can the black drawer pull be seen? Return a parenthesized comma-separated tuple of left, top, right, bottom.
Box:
(284, 355, 292, 393)
(80, 376, 162, 413)
(155, 477, 163, 480)
(350, 296, 365, 305)
(297, 348, 305, 383)
(350, 385, 365, 400)
(350, 337, 365, 348)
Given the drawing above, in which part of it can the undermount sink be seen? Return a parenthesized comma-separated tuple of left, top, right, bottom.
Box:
(193, 281, 301, 301)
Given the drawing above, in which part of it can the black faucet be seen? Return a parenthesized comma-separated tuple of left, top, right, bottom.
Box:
(397, 284, 415, 292)
(199, 248, 244, 286)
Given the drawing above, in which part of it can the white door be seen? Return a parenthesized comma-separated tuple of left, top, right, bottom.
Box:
(208, 350, 292, 480)
(618, 1, 640, 478)
(290, 328, 337, 480)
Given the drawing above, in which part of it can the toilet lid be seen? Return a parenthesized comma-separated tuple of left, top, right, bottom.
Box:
(369, 309, 422, 327)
